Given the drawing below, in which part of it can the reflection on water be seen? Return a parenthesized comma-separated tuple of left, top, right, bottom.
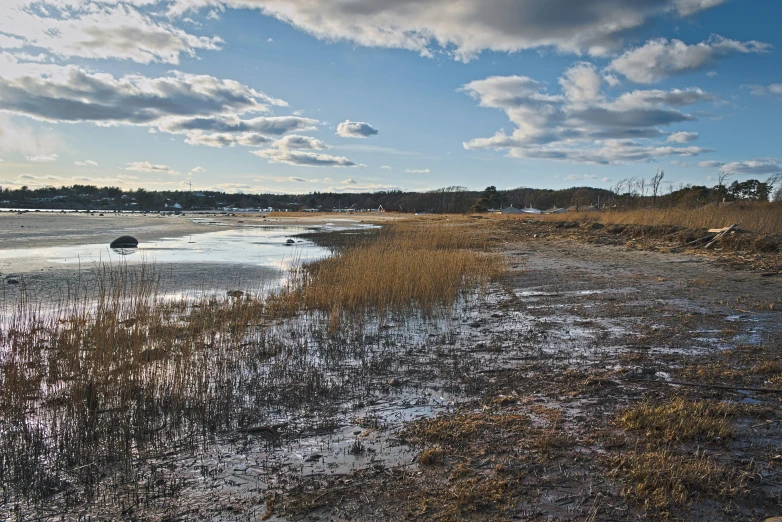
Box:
(0, 226, 329, 272)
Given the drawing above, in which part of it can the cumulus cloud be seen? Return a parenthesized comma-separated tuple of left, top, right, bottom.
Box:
(251, 149, 361, 167)
(608, 36, 771, 84)
(667, 131, 699, 143)
(745, 84, 782, 99)
(462, 63, 715, 165)
(336, 120, 379, 138)
(26, 153, 58, 162)
(0, 53, 321, 149)
(169, 0, 726, 60)
(0, 54, 283, 125)
(125, 161, 180, 175)
(75, 160, 99, 166)
(250, 132, 360, 167)
(405, 168, 430, 173)
(698, 159, 782, 175)
(380, 165, 392, 170)
(271, 134, 329, 150)
(191, 166, 206, 173)
(2, 1, 221, 64)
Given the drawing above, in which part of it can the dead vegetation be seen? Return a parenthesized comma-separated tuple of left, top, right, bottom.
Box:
(616, 398, 761, 443)
(539, 202, 782, 235)
(269, 220, 506, 325)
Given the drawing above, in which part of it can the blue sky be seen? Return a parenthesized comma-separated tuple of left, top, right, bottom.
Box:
(0, 0, 780, 195)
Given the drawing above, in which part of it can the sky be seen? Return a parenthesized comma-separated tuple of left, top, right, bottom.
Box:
(0, 0, 781, 195)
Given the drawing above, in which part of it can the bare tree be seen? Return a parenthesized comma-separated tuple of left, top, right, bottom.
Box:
(766, 173, 782, 202)
(650, 168, 664, 208)
(635, 177, 646, 199)
(716, 170, 731, 205)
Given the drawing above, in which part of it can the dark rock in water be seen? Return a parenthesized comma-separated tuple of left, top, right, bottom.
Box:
(110, 236, 139, 248)
(227, 290, 244, 298)
(284, 238, 295, 245)
(6, 279, 19, 285)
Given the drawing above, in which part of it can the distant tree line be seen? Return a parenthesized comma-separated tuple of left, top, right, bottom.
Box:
(1, 173, 779, 213)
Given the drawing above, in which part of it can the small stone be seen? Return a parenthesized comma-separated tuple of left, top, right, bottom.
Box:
(388, 377, 402, 387)
(6, 279, 19, 285)
(227, 290, 244, 298)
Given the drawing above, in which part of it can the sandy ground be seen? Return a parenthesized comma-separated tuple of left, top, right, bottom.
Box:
(0, 211, 395, 250)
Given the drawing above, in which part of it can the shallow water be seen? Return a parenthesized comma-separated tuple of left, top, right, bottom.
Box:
(0, 226, 329, 273)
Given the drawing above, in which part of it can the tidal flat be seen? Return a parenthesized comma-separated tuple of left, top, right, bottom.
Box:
(1, 214, 781, 521)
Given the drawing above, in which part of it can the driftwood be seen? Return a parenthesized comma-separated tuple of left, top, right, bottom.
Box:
(671, 223, 740, 251)
(671, 233, 716, 250)
(624, 377, 782, 394)
(703, 223, 738, 249)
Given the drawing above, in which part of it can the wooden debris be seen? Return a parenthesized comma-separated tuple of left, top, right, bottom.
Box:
(703, 223, 738, 249)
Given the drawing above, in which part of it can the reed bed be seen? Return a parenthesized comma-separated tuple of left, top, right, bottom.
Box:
(270, 220, 506, 325)
(535, 202, 782, 235)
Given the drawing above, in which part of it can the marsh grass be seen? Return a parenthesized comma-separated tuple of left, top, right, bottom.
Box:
(616, 398, 758, 443)
(609, 448, 751, 514)
(535, 201, 782, 235)
(269, 220, 506, 326)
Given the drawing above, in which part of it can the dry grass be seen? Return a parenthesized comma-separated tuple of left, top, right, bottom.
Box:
(417, 447, 446, 466)
(608, 448, 751, 514)
(534, 201, 782, 235)
(616, 398, 758, 443)
(269, 220, 506, 325)
(404, 412, 529, 445)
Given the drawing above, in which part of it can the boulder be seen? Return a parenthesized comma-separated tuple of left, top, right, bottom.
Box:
(227, 290, 244, 298)
(110, 236, 139, 248)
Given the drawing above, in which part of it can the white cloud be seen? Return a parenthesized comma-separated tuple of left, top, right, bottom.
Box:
(0, 53, 321, 150)
(252, 149, 362, 167)
(289, 176, 307, 182)
(336, 120, 379, 138)
(462, 63, 715, 165)
(405, 168, 430, 173)
(342, 178, 357, 184)
(125, 161, 180, 175)
(667, 131, 699, 143)
(0, 35, 25, 49)
(169, 0, 726, 60)
(26, 153, 58, 162)
(0, 54, 284, 126)
(380, 165, 392, 170)
(75, 160, 99, 166)
(0, 113, 60, 157)
(271, 134, 329, 150)
(608, 36, 771, 84)
(2, 2, 222, 64)
(745, 84, 782, 99)
(698, 159, 782, 176)
(191, 166, 206, 173)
